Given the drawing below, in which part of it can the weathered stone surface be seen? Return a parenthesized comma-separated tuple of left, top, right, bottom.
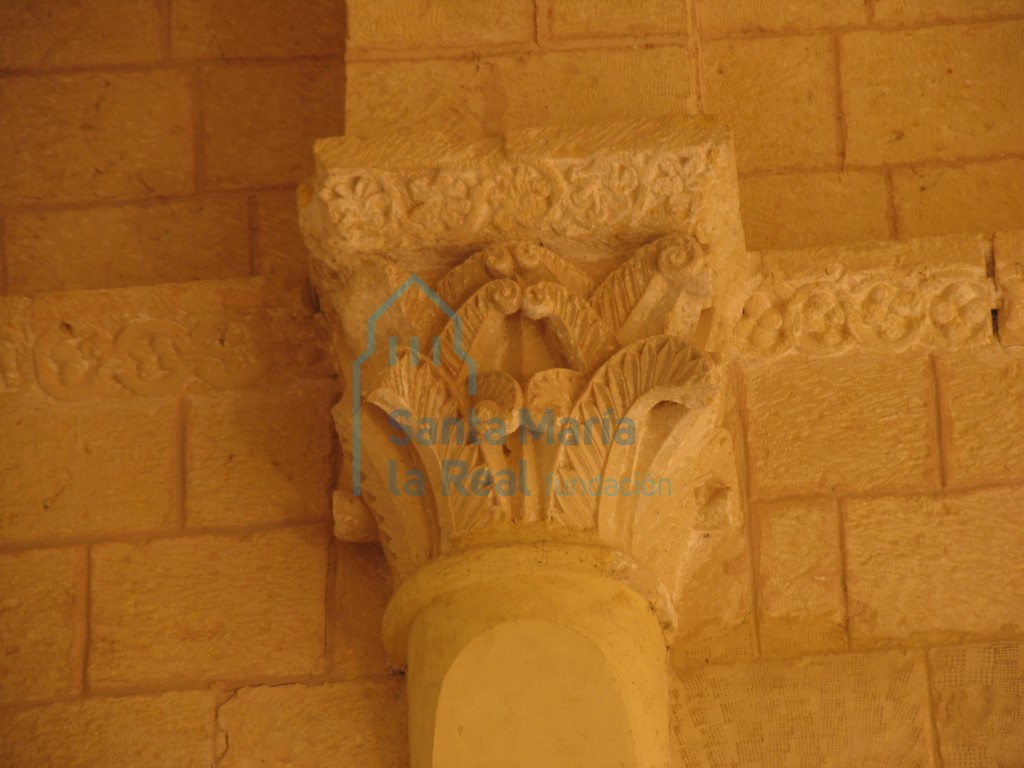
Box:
(845, 486, 1024, 646)
(735, 235, 996, 357)
(6, 198, 251, 294)
(172, 0, 346, 58)
(345, 48, 691, 139)
(89, 525, 329, 687)
(0, 0, 161, 69)
(893, 159, 1024, 239)
(330, 543, 391, 678)
(185, 382, 336, 527)
(741, 353, 939, 499)
(546, 0, 688, 41)
(700, 0, 865, 36)
(739, 172, 890, 251)
(348, 0, 532, 50)
(0, 71, 193, 206)
(995, 230, 1024, 347)
(0, 277, 330, 401)
(874, 0, 1024, 23)
(929, 642, 1024, 767)
(0, 547, 84, 704)
(216, 677, 408, 767)
(759, 233, 990, 278)
(0, 691, 215, 768)
(252, 189, 311, 280)
(203, 61, 346, 188)
(672, 650, 932, 766)
(754, 498, 847, 657)
(703, 36, 838, 172)
(842, 23, 1024, 164)
(0, 398, 178, 546)
(936, 349, 1024, 485)
(670, 394, 756, 668)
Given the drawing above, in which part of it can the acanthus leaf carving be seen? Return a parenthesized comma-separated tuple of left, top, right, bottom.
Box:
(310, 225, 735, 637)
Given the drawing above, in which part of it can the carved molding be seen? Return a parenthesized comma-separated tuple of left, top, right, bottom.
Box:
(732, 265, 997, 357)
(0, 279, 331, 401)
(317, 150, 710, 252)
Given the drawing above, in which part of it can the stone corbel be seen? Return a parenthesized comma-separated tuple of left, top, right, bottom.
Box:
(300, 118, 751, 768)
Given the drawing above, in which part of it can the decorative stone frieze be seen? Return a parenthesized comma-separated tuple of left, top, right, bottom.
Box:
(733, 236, 997, 357)
(734, 265, 995, 356)
(0, 278, 331, 401)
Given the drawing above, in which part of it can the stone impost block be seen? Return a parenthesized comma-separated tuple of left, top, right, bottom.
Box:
(842, 23, 1024, 165)
(893, 159, 1024, 240)
(0, 71, 193, 206)
(185, 382, 337, 527)
(929, 642, 1024, 767)
(734, 235, 996, 358)
(0, 0, 161, 69)
(845, 486, 1024, 646)
(738, 171, 890, 251)
(936, 348, 1024, 485)
(89, 525, 329, 687)
(0, 546, 85, 704)
(0, 691, 215, 767)
(203, 61, 346, 189)
(172, 0, 346, 59)
(6, 198, 251, 294)
(741, 352, 939, 498)
(345, 48, 692, 140)
(700, 0, 866, 37)
(672, 650, 932, 766)
(754, 498, 847, 657)
(703, 36, 838, 173)
(216, 678, 407, 767)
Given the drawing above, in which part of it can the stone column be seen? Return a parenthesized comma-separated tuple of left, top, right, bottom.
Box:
(300, 118, 752, 768)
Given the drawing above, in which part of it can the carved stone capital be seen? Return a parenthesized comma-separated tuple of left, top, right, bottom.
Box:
(301, 117, 751, 767)
(300, 118, 752, 626)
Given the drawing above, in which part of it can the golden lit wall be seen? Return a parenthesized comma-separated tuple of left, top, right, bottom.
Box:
(1, 1, 1023, 766)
